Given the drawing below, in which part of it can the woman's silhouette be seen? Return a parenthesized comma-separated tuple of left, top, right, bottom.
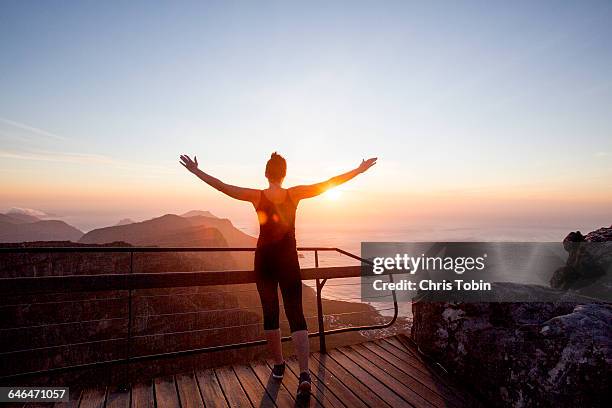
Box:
(180, 152, 376, 398)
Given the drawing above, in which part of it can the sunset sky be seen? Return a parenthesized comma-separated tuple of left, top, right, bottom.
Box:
(1, 1, 611, 238)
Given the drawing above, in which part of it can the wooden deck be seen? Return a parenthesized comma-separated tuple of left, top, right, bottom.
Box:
(46, 334, 482, 408)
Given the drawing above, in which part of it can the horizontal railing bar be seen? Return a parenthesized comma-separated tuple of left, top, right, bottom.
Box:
(0, 246, 341, 254)
(0, 337, 126, 356)
(1, 296, 127, 308)
(3, 306, 390, 357)
(0, 317, 126, 332)
(327, 307, 395, 317)
(0, 266, 362, 295)
(0, 325, 384, 381)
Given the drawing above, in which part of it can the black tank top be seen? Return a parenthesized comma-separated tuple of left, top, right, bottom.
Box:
(256, 190, 297, 248)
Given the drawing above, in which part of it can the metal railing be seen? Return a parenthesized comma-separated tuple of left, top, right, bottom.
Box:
(0, 246, 398, 381)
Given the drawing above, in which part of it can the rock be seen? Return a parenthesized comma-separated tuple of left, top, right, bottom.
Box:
(412, 285, 610, 407)
(550, 226, 612, 299)
(562, 230, 584, 250)
(585, 226, 612, 242)
(411, 222, 612, 408)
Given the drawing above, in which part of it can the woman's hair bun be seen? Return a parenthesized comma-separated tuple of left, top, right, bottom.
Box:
(265, 152, 287, 181)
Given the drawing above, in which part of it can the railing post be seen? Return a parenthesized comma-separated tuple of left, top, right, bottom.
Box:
(121, 251, 134, 390)
(314, 250, 327, 353)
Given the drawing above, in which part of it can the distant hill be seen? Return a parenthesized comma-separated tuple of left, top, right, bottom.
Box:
(181, 210, 216, 218)
(80, 212, 255, 248)
(181, 215, 256, 248)
(0, 214, 24, 225)
(79, 212, 256, 269)
(0, 209, 256, 267)
(3, 212, 41, 224)
(0, 219, 84, 243)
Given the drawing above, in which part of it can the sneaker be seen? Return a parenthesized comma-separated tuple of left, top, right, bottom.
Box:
(272, 361, 285, 379)
(296, 371, 311, 398)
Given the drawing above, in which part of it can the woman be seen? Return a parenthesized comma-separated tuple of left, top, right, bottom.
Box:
(179, 152, 376, 398)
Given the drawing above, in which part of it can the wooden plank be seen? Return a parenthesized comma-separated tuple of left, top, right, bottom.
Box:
(195, 369, 229, 408)
(78, 387, 106, 408)
(153, 376, 180, 408)
(362, 341, 464, 406)
(249, 360, 295, 408)
(365, 341, 437, 383)
(175, 373, 205, 408)
(55, 388, 82, 408)
(303, 354, 365, 408)
(387, 336, 426, 361)
(214, 366, 253, 408)
(338, 346, 437, 408)
(387, 336, 438, 367)
(379, 337, 465, 398)
(375, 339, 434, 376)
(285, 357, 348, 408)
(105, 385, 130, 408)
(232, 364, 275, 408)
(265, 360, 324, 408)
(313, 352, 391, 408)
(131, 381, 154, 408)
(326, 350, 409, 408)
(393, 335, 480, 407)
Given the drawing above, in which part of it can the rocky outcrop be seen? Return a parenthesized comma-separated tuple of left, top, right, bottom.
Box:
(550, 226, 612, 299)
(411, 226, 612, 407)
(412, 285, 610, 407)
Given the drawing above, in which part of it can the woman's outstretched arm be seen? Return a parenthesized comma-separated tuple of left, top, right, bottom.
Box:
(289, 157, 377, 201)
(179, 155, 260, 203)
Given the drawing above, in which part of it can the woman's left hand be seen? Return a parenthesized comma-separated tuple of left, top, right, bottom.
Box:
(358, 157, 377, 173)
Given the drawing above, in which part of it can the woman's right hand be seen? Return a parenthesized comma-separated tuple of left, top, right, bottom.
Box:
(358, 157, 377, 173)
(179, 155, 199, 173)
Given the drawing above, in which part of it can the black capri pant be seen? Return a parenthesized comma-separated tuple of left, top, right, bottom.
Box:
(254, 245, 307, 333)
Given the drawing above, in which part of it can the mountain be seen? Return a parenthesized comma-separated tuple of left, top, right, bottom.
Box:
(3, 212, 41, 223)
(181, 215, 256, 247)
(0, 214, 24, 225)
(79, 212, 256, 268)
(80, 212, 256, 248)
(80, 214, 202, 245)
(0, 219, 84, 243)
(181, 210, 216, 218)
(0, 209, 256, 266)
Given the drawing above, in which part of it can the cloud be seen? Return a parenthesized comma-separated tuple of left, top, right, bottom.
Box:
(0, 149, 175, 174)
(0, 150, 118, 165)
(6, 207, 51, 218)
(0, 117, 67, 141)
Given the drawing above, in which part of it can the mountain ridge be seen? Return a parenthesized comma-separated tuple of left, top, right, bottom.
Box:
(0, 219, 84, 243)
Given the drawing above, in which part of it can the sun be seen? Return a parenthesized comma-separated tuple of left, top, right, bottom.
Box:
(324, 189, 342, 201)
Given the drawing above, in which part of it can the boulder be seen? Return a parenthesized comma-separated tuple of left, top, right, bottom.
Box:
(412, 284, 610, 407)
(550, 226, 612, 300)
